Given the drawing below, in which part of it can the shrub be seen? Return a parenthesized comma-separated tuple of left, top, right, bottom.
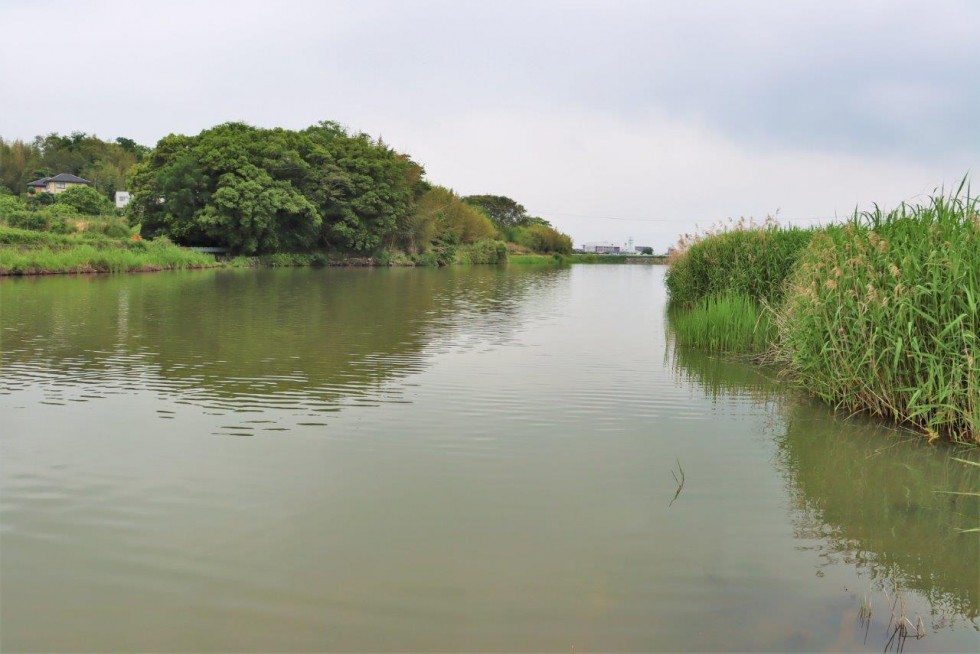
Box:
(45, 203, 81, 217)
(509, 223, 573, 253)
(102, 219, 130, 239)
(55, 185, 114, 215)
(6, 211, 49, 231)
(456, 239, 508, 264)
(27, 192, 56, 208)
(49, 219, 74, 234)
(0, 194, 25, 217)
(405, 187, 499, 251)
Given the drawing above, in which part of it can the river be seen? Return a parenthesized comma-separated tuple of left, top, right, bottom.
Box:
(1, 264, 976, 651)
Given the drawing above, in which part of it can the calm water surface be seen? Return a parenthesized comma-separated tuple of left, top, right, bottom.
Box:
(1, 265, 977, 652)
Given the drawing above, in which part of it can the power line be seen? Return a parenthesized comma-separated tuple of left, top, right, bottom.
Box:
(536, 210, 840, 224)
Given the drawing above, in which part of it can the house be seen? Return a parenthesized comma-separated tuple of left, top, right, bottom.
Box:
(27, 173, 92, 194)
(115, 191, 131, 209)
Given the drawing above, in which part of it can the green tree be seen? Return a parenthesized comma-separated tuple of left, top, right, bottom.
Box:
(304, 122, 418, 252)
(405, 187, 497, 252)
(56, 185, 113, 215)
(511, 223, 573, 254)
(462, 194, 529, 228)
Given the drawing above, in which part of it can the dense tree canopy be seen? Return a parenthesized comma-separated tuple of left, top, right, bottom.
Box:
(129, 122, 427, 254)
(0, 132, 145, 199)
(461, 194, 529, 228)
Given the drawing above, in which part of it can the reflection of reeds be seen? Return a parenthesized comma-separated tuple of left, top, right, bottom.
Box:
(666, 338, 785, 407)
(859, 590, 873, 625)
(668, 460, 685, 507)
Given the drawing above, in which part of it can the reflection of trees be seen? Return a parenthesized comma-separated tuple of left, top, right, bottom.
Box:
(670, 342, 980, 621)
(0, 266, 558, 411)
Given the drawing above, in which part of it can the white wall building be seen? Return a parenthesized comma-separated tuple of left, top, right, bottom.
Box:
(581, 241, 621, 254)
(115, 191, 131, 209)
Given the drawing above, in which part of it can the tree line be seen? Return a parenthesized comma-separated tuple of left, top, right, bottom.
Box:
(1, 122, 572, 257)
(0, 132, 146, 200)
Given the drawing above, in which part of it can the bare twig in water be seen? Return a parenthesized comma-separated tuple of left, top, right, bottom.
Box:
(669, 460, 686, 507)
(883, 591, 926, 653)
(859, 589, 873, 645)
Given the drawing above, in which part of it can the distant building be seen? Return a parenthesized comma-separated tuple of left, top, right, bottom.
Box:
(115, 191, 131, 209)
(582, 241, 621, 254)
(27, 173, 92, 194)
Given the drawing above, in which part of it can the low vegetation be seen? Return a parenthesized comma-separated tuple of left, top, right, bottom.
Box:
(0, 229, 216, 274)
(666, 182, 979, 443)
(668, 292, 774, 353)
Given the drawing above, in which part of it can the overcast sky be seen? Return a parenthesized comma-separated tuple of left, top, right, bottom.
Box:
(2, 0, 977, 249)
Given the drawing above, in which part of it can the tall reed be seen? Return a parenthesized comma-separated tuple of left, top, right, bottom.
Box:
(665, 219, 814, 308)
(776, 185, 978, 442)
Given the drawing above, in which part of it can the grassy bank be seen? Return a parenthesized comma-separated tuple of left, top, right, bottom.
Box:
(666, 186, 979, 443)
(0, 228, 219, 274)
(0, 227, 515, 275)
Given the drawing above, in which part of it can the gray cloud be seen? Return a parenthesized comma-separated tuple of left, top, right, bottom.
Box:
(2, 0, 976, 249)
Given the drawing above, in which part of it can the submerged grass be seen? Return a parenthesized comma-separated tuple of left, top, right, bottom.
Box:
(669, 292, 774, 353)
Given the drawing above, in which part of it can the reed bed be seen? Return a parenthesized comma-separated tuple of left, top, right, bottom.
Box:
(777, 187, 978, 442)
(665, 219, 814, 307)
(666, 183, 979, 443)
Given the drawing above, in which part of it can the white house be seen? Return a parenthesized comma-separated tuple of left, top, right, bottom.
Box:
(115, 191, 131, 209)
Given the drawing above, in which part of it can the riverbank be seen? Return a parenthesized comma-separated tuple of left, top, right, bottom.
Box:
(665, 186, 978, 443)
(0, 227, 516, 276)
(508, 253, 667, 265)
(0, 227, 670, 276)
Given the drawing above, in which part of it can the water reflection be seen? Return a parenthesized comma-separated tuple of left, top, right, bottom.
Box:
(670, 344, 980, 626)
(1, 267, 565, 434)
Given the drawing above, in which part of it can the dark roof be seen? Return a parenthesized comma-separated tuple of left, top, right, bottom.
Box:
(27, 173, 92, 187)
